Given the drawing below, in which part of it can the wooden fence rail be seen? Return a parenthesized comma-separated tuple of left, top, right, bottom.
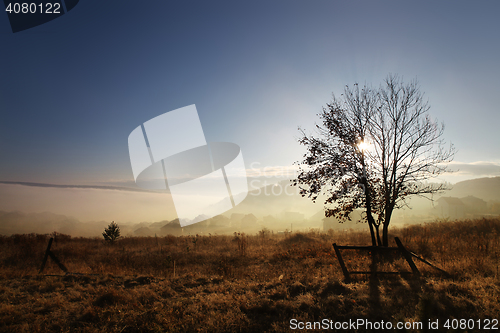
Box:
(333, 237, 426, 283)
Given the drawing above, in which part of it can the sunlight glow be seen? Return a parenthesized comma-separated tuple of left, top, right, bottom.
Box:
(358, 141, 370, 151)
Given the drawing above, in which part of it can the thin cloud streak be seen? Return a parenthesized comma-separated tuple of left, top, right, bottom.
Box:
(445, 161, 500, 176)
(252, 161, 500, 184)
(0, 181, 155, 193)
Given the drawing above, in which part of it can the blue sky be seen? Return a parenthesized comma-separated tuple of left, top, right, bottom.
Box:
(1, 0, 500, 188)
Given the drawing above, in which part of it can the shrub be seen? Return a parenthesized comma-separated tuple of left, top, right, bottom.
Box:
(102, 221, 121, 244)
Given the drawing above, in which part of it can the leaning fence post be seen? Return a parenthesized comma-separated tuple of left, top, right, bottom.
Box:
(39, 237, 68, 274)
(395, 237, 420, 277)
(39, 237, 53, 273)
(333, 243, 351, 283)
(48, 251, 68, 273)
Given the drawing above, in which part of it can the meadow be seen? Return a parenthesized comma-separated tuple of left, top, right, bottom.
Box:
(1, 218, 500, 332)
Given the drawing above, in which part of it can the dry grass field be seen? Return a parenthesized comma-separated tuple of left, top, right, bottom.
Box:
(1, 218, 500, 332)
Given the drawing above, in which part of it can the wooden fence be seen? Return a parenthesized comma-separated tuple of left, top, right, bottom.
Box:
(333, 237, 448, 283)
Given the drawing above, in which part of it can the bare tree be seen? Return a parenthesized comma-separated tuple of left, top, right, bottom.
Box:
(294, 74, 454, 246)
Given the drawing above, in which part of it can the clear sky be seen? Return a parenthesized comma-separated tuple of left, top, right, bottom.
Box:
(1, 1, 499, 222)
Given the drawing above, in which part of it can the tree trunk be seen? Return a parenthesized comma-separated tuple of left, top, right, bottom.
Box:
(382, 222, 389, 247)
(366, 212, 377, 247)
(374, 223, 382, 247)
(361, 176, 377, 247)
(382, 207, 393, 247)
(360, 154, 378, 246)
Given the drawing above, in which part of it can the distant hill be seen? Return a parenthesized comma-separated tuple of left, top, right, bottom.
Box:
(221, 179, 323, 219)
(0, 211, 136, 237)
(223, 177, 500, 227)
(1, 211, 62, 235)
(0, 211, 80, 235)
(444, 177, 500, 202)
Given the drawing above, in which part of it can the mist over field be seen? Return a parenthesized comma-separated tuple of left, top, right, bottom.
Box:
(1, 176, 499, 237)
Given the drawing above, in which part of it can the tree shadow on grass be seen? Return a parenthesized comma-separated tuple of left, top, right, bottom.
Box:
(368, 253, 382, 319)
(367, 252, 425, 321)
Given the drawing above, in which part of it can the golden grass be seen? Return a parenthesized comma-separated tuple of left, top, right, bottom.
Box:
(0, 218, 499, 332)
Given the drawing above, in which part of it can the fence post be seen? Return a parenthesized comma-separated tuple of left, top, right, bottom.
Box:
(39, 237, 68, 274)
(48, 251, 68, 273)
(333, 243, 351, 283)
(39, 237, 53, 273)
(395, 237, 420, 277)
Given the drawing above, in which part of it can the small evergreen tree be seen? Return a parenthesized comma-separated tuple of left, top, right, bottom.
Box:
(102, 221, 121, 243)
